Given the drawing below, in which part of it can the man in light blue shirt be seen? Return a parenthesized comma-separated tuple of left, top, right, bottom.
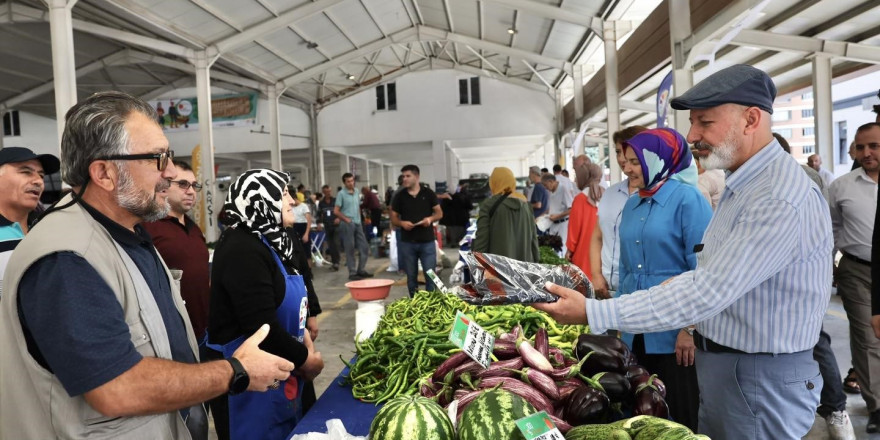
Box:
(535, 65, 831, 440)
(334, 173, 371, 280)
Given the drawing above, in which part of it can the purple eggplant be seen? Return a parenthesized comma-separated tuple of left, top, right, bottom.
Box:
(563, 385, 611, 425)
(548, 414, 572, 434)
(535, 327, 549, 358)
(625, 365, 650, 384)
(515, 367, 561, 401)
(579, 349, 628, 376)
(453, 359, 483, 381)
(492, 339, 519, 359)
(517, 335, 554, 374)
(432, 351, 470, 383)
(632, 374, 667, 399)
(475, 357, 523, 379)
(573, 334, 632, 360)
(633, 386, 669, 418)
(419, 378, 437, 398)
(592, 371, 631, 404)
(548, 347, 566, 366)
(548, 356, 589, 381)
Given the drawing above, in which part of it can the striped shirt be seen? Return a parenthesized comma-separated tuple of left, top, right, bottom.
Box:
(588, 139, 832, 354)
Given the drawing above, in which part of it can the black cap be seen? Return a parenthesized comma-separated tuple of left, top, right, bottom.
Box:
(0, 147, 60, 174)
(670, 64, 777, 114)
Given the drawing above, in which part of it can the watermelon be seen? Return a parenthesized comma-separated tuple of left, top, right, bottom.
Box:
(369, 395, 454, 440)
(458, 389, 537, 440)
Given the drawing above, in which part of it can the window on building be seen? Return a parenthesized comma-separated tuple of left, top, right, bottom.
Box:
(802, 126, 814, 137)
(777, 128, 793, 138)
(3, 110, 21, 136)
(459, 77, 481, 105)
(801, 108, 814, 118)
(802, 144, 814, 154)
(376, 83, 397, 111)
(802, 91, 813, 100)
(772, 110, 791, 122)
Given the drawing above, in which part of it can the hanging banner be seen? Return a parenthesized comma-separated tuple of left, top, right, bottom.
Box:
(656, 71, 673, 128)
(150, 93, 258, 132)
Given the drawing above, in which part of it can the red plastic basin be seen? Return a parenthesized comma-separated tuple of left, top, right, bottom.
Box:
(345, 278, 394, 301)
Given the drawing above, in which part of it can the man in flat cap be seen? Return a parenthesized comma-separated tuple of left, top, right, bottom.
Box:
(0, 147, 59, 299)
(532, 64, 831, 440)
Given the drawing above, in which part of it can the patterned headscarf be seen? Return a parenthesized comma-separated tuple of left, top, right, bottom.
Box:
(223, 168, 296, 267)
(623, 128, 698, 198)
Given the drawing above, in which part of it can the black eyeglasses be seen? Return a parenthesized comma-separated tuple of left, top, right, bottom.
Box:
(98, 150, 175, 171)
(170, 179, 203, 192)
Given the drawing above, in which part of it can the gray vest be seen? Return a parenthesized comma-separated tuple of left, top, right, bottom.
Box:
(0, 195, 198, 439)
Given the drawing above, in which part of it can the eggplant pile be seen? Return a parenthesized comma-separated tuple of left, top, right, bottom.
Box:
(420, 329, 672, 433)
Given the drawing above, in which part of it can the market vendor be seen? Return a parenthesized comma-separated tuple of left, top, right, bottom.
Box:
(207, 169, 325, 440)
(532, 64, 831, 440)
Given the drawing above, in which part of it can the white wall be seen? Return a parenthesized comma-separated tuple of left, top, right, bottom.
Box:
(318, 69, 556, 186)
(830, 69, 880, 176)
(2, 111, 61, 155)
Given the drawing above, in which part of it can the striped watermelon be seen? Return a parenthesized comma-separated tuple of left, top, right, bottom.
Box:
(369, 395, 454, 440)
(458, 389, 537, 440)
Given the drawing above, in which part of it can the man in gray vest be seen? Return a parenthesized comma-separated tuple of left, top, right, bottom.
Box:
(0, 91, 295, 439)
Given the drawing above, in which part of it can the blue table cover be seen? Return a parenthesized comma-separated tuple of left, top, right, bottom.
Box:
(287, 363, 382, 438)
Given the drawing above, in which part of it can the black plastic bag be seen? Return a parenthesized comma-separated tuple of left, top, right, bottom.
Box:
(451, 251, 593, 305)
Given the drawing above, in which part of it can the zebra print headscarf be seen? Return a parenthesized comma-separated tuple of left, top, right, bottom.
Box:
(223, 169, 295, 267)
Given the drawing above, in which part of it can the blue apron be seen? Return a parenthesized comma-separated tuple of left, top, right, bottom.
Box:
(207, 237, 309, 440)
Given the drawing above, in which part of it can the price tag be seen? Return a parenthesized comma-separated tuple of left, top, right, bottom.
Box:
(425, 269, 449, 293)
(515, 411, 564, 440)
(448, 311, 494, 369)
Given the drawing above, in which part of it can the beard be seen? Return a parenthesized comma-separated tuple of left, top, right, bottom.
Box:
(696, 126, 738, 170)
(116, 165, 170, 222)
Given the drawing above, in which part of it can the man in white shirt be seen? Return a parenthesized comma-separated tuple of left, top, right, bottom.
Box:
(828, 122, 880, 433)
(540, 173, 573, 245)
(808, 154, 836, 187)
(552, 164, 577, 200)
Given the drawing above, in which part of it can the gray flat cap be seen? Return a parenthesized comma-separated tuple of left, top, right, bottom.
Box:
(670, 64, 777, 114)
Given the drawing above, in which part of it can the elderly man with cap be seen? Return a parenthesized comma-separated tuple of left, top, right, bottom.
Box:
(0, 147, 60, 298)
(533, 65, 831, 440)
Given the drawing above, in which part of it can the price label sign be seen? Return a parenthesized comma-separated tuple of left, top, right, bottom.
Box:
(448, 311, 494, 369)
(425, 269, 449, 293)
(515, 411, 564, 440)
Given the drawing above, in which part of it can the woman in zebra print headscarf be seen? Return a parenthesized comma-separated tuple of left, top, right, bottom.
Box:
(207, 169, 325, 440)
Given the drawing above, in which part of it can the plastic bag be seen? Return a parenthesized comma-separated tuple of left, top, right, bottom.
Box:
(289, 419, 367, 440)
(451, 251, 593, 305)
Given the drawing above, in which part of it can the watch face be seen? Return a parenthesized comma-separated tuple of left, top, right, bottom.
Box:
(228, 358, 250, 395)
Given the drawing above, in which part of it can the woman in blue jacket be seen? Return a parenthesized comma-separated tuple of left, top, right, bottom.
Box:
(618, 128, 712, 431)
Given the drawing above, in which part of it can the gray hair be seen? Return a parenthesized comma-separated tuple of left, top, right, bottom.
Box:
(540, 174, 556, 183)
(61, 91, 158, 187)
(528, 166, 541, 176)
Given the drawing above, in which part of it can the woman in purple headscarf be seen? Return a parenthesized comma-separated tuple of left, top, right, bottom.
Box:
(618, 128, 713, 431)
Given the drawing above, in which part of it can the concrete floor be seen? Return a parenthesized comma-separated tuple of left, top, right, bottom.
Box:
(211, 248, 878, 439)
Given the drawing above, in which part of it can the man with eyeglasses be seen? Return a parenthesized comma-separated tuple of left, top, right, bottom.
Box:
(143, 161, 210, 348)
(828, 122, 879, 433)
(0, 91, 293, 440)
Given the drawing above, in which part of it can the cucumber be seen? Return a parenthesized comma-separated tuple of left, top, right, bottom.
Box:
(655, 427, 695, 440)
(565, 424, 617, 440)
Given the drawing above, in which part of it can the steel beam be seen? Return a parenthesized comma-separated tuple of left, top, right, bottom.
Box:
(46, 0, 77, 149)
(194, 51, 218, 242)
(726, 29, 880, 65)
(604, 21, 621, 182)
(474, 0, 602, 34)
(811, 55, 834, 173)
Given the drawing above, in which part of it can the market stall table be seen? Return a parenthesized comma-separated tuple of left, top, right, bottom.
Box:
(287, 362, 381, 438)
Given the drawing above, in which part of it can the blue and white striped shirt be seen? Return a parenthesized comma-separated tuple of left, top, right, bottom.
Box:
(588, 139, 832, 354)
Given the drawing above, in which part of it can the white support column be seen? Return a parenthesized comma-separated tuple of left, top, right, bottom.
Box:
(311, 105, 323, 190)
(194, 50, 218, 243)
(573, 64, 584, 120)
(46, 0, 79, 148)
(811, 54, 834, 172)
(339, 153, 350, 175)
(432, 139, 449, 191)
(604, 20, 621, 184)
(0, 109, 5, 149)
(267, 85, 283, 170)
(379, 163, 386, 196)
(669, 0, 694, 136)
(364, 160, 371, 188)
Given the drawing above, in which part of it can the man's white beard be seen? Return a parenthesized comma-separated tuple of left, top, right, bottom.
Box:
(699, 128, 738, 171)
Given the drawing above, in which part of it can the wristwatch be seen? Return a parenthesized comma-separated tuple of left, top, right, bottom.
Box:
(227, 357, 249, 395)
(682, 327, 695, 336)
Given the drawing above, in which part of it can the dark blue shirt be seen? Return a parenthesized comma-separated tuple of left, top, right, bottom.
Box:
(530, 183, 549, 217)
(18, 201, 195, 397)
